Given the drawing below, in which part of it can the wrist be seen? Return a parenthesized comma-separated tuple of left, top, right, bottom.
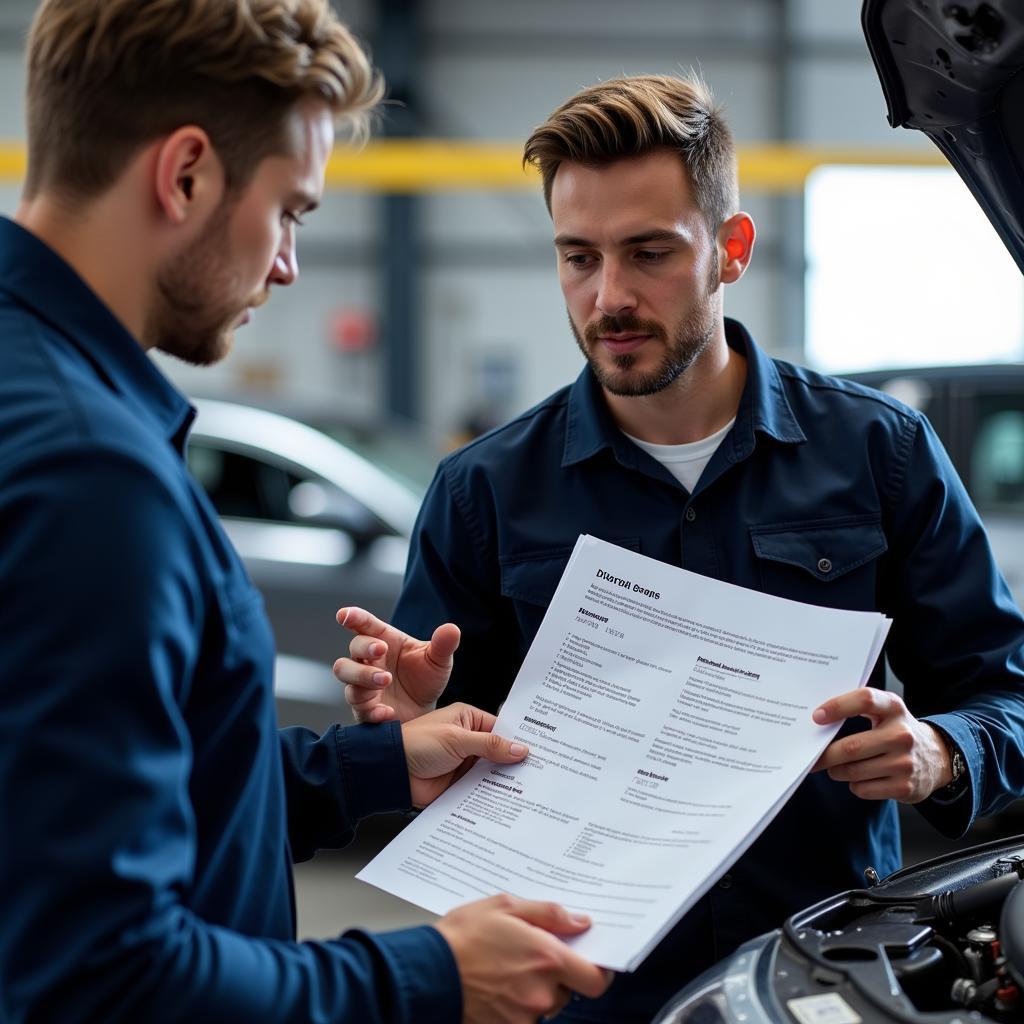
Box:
(929, 723, 968, 800)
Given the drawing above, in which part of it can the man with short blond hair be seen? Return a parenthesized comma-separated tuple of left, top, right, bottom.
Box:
(0, 2, 610, 1021)
(337, 73, 1024, 1022)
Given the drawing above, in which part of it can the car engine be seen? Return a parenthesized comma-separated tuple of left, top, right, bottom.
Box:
(785, 854, 1024, 1020)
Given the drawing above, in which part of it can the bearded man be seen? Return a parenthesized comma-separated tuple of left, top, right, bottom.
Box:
(335, 74, 1024, 1023)
(0, 2, 612, 1021)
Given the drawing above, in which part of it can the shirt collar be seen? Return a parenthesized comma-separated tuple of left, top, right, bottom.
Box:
(562, 316, 805, 468)
(0, 216, 195, 450)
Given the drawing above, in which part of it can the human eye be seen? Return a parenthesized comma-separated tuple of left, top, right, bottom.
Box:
(283, 211, 306, 228)
(635, 249, 669, 264)
(563, 252, 595, 268)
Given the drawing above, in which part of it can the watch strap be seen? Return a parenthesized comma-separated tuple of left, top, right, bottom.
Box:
(933, 725, 968, 799)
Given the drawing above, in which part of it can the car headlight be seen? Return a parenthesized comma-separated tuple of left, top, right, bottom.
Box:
(653, 933, 778, 1024)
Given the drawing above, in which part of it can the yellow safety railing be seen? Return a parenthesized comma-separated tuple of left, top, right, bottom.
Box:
(0, 140, 948, 193)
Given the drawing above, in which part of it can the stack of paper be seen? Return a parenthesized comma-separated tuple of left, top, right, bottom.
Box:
(358, 535, 890, 972)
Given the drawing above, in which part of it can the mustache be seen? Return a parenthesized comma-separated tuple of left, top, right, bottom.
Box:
(584, 314, 665, 344)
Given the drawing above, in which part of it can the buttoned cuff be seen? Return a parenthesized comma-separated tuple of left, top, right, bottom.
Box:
(335, 721, 413, 820)
(916, 713, 980, 839)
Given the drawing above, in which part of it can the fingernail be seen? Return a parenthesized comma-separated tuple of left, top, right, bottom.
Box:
(812, 708, 827, 724)
(369, 643, 384, 657)
(509, 743, 528, 757)
(338, 608, 349, 625)
(373, 672, 390, 686)
(569, 913, 591, 927)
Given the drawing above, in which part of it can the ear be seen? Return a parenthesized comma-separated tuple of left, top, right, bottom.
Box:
(152, 126, 225, 227)
(718, 213, 756, 285)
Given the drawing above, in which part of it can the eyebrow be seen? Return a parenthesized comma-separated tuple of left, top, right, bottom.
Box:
(553, 228, 688, 248)
(289, 191, 320, 213)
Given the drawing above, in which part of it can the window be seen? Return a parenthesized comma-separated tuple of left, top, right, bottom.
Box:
(805, 166, 1024, 373)
(188, 443, 299, 521)
(188, 440, 384, 541)
(970, 402, 1024, 514)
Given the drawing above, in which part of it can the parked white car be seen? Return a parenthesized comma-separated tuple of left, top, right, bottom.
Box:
(188, 398, 430, 667)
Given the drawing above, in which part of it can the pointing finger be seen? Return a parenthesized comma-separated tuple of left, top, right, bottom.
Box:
(336, 606, 391, 638)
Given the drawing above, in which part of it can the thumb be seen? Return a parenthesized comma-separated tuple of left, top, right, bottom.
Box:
(501, 897, 593, 936)
(450, 728, 528, 765)
(428, 622, 461, 667)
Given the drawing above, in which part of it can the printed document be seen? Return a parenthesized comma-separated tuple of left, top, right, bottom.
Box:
(358, 535, 891, 971)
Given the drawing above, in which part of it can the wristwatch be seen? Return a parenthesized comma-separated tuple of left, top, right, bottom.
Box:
(934, 727, 968, 799)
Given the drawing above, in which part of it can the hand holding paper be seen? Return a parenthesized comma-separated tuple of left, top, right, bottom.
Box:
(811, 687, 953, 801)
(403, 703, 529, 808)
(359, 536, 891, 972)
(434, 896, 612, 1024)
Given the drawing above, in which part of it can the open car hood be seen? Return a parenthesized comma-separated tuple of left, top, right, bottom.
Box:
(862, 0, 1024, 273)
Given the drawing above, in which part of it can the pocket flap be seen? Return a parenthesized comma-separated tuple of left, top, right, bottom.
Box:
(750, 517, 887, 581)
(500, 537, 640, 606)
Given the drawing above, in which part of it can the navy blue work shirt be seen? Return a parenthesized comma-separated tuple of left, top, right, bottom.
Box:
(0, 217, 461, 1023)
(394, 317, 1024, 1023)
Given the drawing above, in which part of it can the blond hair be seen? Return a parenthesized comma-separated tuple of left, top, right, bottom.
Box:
(523, 74, 738, 231)
(24, 0, 384, 201)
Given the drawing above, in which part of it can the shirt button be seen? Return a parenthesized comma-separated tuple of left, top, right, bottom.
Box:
(718, 873, 733, 889)
(817, 558, 832, 574)
(685, 507, 697, 523)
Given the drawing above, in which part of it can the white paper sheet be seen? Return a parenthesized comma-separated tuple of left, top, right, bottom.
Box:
(358, 535, 890, 971)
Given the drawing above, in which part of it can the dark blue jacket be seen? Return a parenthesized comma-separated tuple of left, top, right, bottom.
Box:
(394, 317, 1024, 1023)
(0, 217, 461, 1023)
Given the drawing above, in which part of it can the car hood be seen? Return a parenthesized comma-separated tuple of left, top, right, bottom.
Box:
(862, 0, 1024, 273)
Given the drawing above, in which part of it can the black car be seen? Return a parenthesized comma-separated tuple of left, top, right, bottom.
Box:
(656, 2, 1024, 1022)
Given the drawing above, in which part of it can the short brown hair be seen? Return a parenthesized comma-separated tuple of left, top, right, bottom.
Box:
(523, 74, 738, 232)
(24, 0, 384, 202)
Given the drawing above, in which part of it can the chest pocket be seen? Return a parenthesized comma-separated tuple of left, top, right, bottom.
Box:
(499, 537, 641, 638)
(750, 515, 887, 611)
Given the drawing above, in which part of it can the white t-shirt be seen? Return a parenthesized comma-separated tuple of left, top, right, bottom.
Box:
(624, 418, 736, 493)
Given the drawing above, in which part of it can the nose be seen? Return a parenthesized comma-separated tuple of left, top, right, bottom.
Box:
(269, 229, 299, 288)
(595, 262, 636, 317)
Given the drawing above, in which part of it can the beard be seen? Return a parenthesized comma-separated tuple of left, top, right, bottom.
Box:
(570, 259, 721, 398)
(146, 198, 266, 367)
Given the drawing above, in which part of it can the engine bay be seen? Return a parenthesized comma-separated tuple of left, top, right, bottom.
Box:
(779, 837, 1024, 1022)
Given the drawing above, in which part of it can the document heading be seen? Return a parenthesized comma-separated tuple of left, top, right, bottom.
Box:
(596, 568, 661, 600)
